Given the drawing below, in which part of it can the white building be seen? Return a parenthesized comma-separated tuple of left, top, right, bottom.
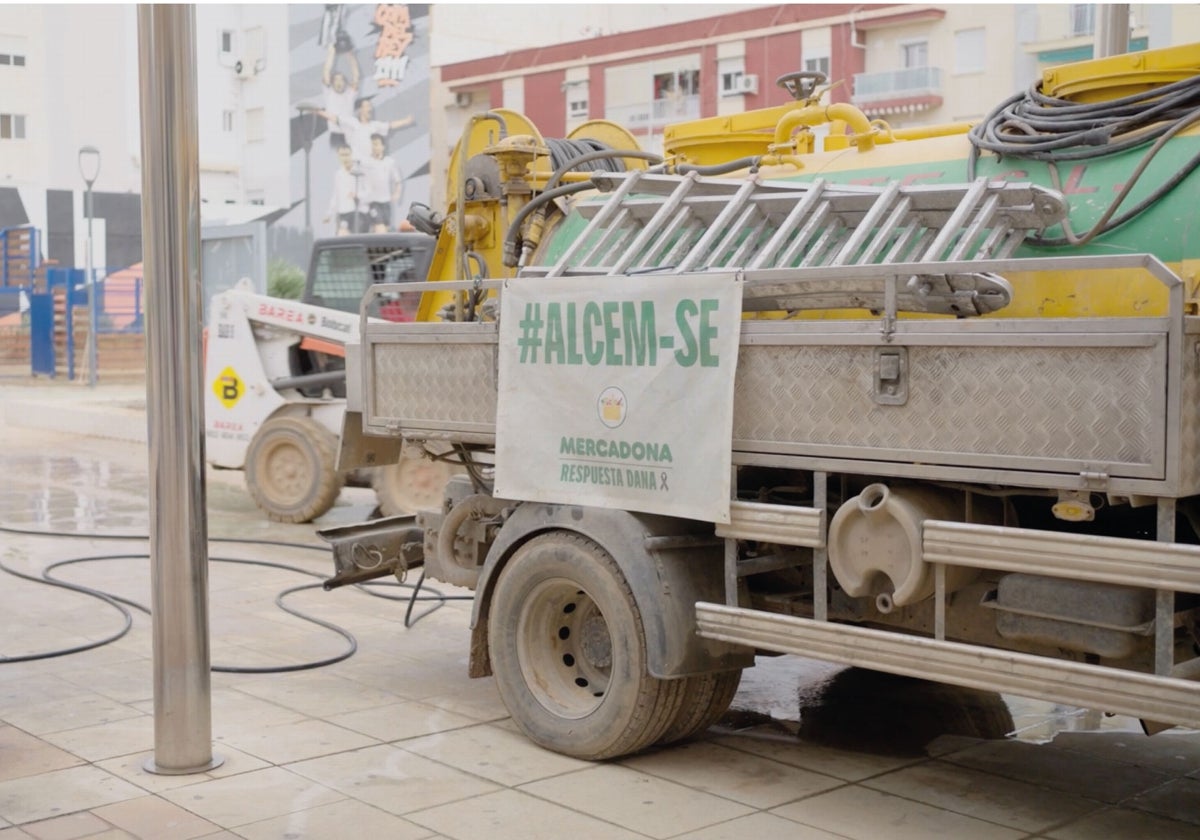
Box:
(0, 4, 292, 271)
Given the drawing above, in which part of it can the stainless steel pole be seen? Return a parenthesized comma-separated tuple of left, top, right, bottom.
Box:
(137, 3, 222, 775)
(85, 188, 97, 387)
(1095, 4, 1130, 58)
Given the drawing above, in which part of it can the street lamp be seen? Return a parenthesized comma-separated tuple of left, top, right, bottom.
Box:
(296, 105, 320, 233)
(78, 145, 101, 387)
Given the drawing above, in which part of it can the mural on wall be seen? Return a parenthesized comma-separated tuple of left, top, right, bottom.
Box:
(287, 4, 430, 239)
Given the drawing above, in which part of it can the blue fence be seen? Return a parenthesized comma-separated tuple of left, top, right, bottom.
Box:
(24, 268, 144, 379)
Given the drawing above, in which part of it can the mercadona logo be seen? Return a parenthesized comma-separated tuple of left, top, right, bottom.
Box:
(597, 386, 626, 429)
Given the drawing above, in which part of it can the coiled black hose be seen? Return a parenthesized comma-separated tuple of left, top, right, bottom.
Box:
(967, 73, 1200, 245)
(501, 141, 665, 270)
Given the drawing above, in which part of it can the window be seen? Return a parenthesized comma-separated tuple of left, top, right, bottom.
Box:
(954, 28, 985, 74)
(901, 40, 928, 69)
(0, 113, 26, 140)
(564, 79, 588, 120)
(244, 26, 265, 72)
(222, 110, 234, 132)
(245, 107, 264, 143)
(718, 55, 749, 97)
(653, 69, 700, 100)
(244, 27, 264, 59)
(804, 55, 831, 78)
(313, 244, 428, 319)
(1070, 4, 1095, 36)
(220, 29, 234, 55)
(0, 34, 27, 67)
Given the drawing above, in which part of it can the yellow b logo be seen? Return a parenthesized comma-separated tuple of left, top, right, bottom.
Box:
(213, 366, 243, 409)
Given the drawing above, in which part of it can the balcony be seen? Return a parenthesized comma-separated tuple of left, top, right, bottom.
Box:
(605, 94, 700, 131)
(851, 66, 944, 115)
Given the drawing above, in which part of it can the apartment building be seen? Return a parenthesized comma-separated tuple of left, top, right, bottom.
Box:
(431, 4, 1200, 206)
(0, 4, 291, 271)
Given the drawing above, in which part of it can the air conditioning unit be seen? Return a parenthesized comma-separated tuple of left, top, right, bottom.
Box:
(235, 59, 255, 80)
(722, 73, 759, 97)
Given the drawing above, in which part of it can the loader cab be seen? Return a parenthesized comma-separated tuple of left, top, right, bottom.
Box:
(304, 232, 435, 321)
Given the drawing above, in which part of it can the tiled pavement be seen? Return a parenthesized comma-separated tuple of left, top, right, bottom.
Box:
(1, 382, 1199, 839)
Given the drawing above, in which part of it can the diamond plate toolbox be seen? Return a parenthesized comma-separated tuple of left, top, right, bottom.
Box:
(733, 317, 1174, 488)
(364, 322, 499, 441)
(360, 315, 1197, 494)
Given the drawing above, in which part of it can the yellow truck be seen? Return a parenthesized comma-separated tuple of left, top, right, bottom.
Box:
(324, 43, 1200, 759)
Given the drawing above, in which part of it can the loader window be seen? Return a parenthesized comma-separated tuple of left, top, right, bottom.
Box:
(366, 245, 424, 322)
(310, 240, 430, 321)
(311, 245, 371, 314)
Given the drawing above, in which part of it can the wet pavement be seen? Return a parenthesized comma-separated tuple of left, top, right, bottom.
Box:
(1, 380, 1199, 839)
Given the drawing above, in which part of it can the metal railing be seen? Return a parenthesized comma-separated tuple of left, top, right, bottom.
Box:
(852, 66, 943, 104)
(605, 94, 701, 129)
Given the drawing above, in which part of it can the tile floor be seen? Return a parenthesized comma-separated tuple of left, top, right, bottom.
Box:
(1, 383, 1199, 839)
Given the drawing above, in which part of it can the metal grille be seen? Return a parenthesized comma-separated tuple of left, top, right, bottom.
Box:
(312, 245, 422, 317)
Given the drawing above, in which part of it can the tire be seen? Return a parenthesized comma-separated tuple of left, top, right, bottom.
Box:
(244, 415, 342, 523)
(657, 669, 742, 745)
(371, 443, 463, 516)
(488, 532, 684, 760)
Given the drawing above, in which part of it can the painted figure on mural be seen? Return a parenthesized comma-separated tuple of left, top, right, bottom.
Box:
(324, 143, 367, 235)
(322, 96, 413, 168)
(322, 41, 361, 150)
(299, 3, 426, 238)
(363, 133, 403, 232)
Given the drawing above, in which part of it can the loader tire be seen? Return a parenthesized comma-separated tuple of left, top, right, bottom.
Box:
(371, 443, 463, 515)
(245, 415, 342, 523)
(488, 532, 684, 760)
(657, 669, 742, 745)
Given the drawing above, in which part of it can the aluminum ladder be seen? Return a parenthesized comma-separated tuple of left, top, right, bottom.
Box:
(521, 171, 1068, 316)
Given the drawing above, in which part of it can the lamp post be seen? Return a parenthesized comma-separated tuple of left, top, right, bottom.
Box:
(78, 145, 101, 387)
(296, 105, 319, 233)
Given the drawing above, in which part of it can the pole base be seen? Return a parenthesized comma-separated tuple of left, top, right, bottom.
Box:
(142, 753, 225, 776)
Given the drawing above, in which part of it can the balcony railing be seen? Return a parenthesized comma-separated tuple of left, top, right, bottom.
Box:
(605, 94, 700, 129)
(852, 66, 943, 104)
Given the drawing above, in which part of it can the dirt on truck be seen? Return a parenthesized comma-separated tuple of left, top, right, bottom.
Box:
(323, 44, 1200, 759)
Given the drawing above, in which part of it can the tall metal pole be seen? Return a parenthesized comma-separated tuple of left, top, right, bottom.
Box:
(79, 145, 101, 388)
(137, 4, 222, 775)
(1095, 4, 1130, 58)
(85, 187, 97, 387)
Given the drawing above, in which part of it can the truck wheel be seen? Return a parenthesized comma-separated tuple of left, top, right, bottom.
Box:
(371, 444, 463, 515)
(657, 669, 742, 745)
(488, 532, 684, 759)
(245, 415, 342, 523)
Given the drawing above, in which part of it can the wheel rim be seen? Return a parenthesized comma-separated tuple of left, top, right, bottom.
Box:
(261, 438, 313, 506)
(516, 578, 613, 720)
(383, 458, 455, 513)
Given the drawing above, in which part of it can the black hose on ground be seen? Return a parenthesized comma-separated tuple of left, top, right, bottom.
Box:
(0, 523, 470, 669)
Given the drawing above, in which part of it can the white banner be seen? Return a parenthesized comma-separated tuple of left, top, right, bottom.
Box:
(495, 273, 743, 523)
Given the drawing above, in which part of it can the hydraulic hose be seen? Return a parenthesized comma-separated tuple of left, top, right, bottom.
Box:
(502, 142, 664, 270)
(676, 156, 763, 176)
(967, 73, 1200, 244)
